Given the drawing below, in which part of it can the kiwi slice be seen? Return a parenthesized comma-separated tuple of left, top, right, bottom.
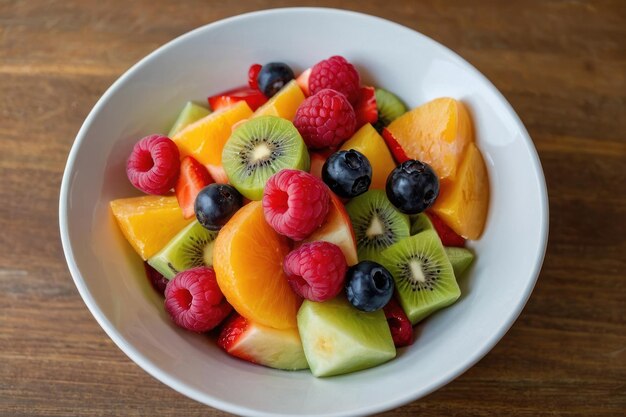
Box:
(168, 101, 211, 137)
(410, 213, 434, 235)
(147, 220, 217, 279)
(373, 88, 407, 132)
(346, 189, 410, 263)
(222, 116, 310, 200)
(380, 230, 460, 324)
(445, 247, 474, 278)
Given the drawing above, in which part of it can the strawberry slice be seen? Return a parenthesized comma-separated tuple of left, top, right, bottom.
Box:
(175, 156, 213, 219)
(354, 86, 378, 128)
(208, 86, 268, 112)
(296, 68, 312, 96)
(382, 127, 410, 163)
(426, 211, 466, 247)
(248, 63, 262, 90)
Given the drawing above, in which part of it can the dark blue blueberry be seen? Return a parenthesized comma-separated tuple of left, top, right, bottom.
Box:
(195, 184, 243, 231)
(322, 150, 372, 198)
(345, 261, 394, 312)
(256, 62, 295, 98)
(386, 160, 439, 214)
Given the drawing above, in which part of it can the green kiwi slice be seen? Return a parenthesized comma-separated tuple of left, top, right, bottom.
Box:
(380, 230, 460, 324)
(410, 213, 435, 235)
(346, 189, 410, 263)
(373, 88, 407, 132)
(444, 247, 474, 278)
(168, 101, 211, 137)
(147, 220, 217, 279)
(222, 116, 310, 200)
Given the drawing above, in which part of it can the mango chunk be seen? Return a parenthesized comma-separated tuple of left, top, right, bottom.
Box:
(110, 195, 192, 260)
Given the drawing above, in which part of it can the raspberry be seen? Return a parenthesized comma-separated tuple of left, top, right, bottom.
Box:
(283, 241, 347, 302)
(309, 56, 360, 104)
(126, 134, 180, 195)
(294, 89, 356, 149)
(263, 169, 330, 241)
(164, 266, 232, 333)
(383, 298, 413, 347)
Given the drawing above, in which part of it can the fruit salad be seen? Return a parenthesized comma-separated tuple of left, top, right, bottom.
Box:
(110, 56, 490, 377)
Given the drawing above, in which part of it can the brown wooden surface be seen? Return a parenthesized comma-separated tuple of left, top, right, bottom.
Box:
(1, 0, 625, 416)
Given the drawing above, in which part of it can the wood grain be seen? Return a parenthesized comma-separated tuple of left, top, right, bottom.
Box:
(1, 0, 625, 416)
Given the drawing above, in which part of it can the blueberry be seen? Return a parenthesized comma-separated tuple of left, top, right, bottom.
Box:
(256, 62, 295, 98)
(195, 184, 243, 231)
(322, 150, 372, 198)
(386, 160, 439, 214)
(345, 261, 394, 312)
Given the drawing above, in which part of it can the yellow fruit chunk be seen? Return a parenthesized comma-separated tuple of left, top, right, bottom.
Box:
(110, 195, 192, 260)
(431, 142, 489, 239)
(213, 201, 301, 329)
(387, 97, 473, 181)
(172, 101, 252, 177)
(253, 80, 305, 120)
(340, 124, 397, 190)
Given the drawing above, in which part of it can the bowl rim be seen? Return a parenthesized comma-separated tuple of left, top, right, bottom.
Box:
(59, 7, 549, 416)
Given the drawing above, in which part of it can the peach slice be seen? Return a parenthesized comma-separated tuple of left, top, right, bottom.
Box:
(431, 142, 489, 239)
(213, 201, 301, 329)
(340, 123, 397, 190)
(387, 98, 473, 181)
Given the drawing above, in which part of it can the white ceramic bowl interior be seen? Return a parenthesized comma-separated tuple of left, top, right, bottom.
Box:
(60, 8, 548, 417)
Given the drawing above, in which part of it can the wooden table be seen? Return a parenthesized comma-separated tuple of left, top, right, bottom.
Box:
(2, 1, 625, 415)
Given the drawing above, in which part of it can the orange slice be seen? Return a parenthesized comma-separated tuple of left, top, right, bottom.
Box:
(213, 201, 301, 329)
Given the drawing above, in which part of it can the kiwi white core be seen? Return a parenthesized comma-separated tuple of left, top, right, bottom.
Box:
(252, 143, 272, 162)
(409, 259, 426, 283)
(366, 215, 385, 237)
(203, 241, 215, 266)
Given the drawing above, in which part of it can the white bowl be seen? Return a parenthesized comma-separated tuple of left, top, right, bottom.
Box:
(59, 8, 548, 417)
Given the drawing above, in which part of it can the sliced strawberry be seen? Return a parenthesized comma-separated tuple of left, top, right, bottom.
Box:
(382, 127, 410, 163)
(217, 313, 308, 370)
(208, 86, 268, 112)
(248, 63, 262, 90)
(296, 68, 312, 96)
(354, 86, 378, 128)
(426, 211, 466, 247)
(383, 298, 413, 347)
(175, 156, 213, 219)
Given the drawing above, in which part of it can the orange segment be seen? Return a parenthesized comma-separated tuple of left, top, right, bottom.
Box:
(110, 195, 192, 259)
(172, 100, 253, 167)
(431, 142, 489, 239)
(340, 123, 397, 190)
(387, 97, 473, 181)
(253, 80, 305, 120)
(213, 201, 301, 329)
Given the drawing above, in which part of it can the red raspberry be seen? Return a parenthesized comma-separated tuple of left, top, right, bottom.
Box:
(164, 266, 232, 333)
(294, 89, 356, 149)
(263, 169, 330, 241)
(283, 241, 347, 302)
(383, 298, 414, 347)
(248, 63, 262, 90)
(126, 134, 180, 195)
(309, 56, 361, 104)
